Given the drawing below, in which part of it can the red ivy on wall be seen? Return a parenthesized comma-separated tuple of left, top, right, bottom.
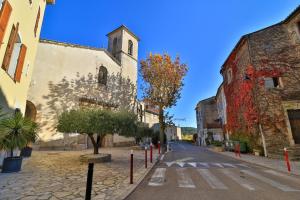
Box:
(224, 53, 287, 135)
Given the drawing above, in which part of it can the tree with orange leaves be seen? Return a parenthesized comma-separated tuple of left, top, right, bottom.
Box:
(140, 53, 188, 147)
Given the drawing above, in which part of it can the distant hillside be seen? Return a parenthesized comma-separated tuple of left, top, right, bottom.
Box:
(181, 127, 197, 135)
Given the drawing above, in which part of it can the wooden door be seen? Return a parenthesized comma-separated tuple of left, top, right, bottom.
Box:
(288, 109, 300, 144)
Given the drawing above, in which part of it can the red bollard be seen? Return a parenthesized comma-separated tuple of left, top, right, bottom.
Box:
(130, 150, 133, 184)
(150, 144, 153, 163)
(145, 147, 148, 168)
(158, 141, 161, 155)
(284, 148, 291, 173)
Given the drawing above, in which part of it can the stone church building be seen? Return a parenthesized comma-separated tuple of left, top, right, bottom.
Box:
(27, 25, 139, 149)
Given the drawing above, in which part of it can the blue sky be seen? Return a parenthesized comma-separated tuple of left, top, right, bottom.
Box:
(41, 0, 300, 128)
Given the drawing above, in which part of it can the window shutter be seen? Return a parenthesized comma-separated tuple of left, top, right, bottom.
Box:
(34, 7, 40, 37)
(2, 23, 19, 71)
(0, 1, 12, 47)
(14, 44, 27, 82)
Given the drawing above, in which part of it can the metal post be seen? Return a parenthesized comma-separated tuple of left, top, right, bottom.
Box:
(85, 163, 94, 200)
(158, 141, 161, 155)
(130, 150, 133, 184)
(145, 147, 148, 168)
(150, 143, 153, 163)
(284, 148, 291, 173)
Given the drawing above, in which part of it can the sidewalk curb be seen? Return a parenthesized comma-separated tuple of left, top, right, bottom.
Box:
(116, 154, 161, 200)
(207, 148, 300, 176)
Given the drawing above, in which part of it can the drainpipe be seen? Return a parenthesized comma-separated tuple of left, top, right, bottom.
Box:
(259, 124, 268, 157)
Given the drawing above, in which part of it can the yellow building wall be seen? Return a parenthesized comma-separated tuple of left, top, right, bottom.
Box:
(0, 0, 48, 114)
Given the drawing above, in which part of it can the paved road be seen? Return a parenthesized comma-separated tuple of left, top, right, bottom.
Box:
(126, 141, 300, 200)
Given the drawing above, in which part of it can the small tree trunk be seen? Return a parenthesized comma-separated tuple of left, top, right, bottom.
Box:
(88, 134, 99, 154)
(10, 148, 13, 157)
(159, 105, 165, 147)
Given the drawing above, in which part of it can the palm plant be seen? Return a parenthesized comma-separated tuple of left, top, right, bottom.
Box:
(0, 112, 33, 157)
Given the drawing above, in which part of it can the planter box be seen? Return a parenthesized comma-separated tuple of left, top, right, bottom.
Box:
(2, 156, 23, 173)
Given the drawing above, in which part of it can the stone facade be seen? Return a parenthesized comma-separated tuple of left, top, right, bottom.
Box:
(195, 97, 223, 146)
(27, 25, 139, 149)
(220, 6, 300, 158)
(215, 83, 227, 139)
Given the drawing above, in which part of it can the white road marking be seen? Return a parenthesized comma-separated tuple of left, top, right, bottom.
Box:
(221, 163, 237, 168)
(221, 169, 255, 191)
(176, 168, 196, 188)
(188, 162, 197, 168)
(176, 162, 185, 167)
(173, 157, 194, 163)
(165, 162, 174, 167)
(212, 163, 224, 168)
(148, 168, 166, 186)
(198, 162, 209, 168)
(197, 169, 228, 189)
(264, 170, 300, 183)
(160, 155, 165, 161)
(236, 164, 250, 168)
(241, 170, 300, 192)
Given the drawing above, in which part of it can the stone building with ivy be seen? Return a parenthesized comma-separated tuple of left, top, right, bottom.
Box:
(220, 6, 300, 159)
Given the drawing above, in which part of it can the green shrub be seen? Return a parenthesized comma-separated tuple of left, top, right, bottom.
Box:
(211, 141, 223, 147)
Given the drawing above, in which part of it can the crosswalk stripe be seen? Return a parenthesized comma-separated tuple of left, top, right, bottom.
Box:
(176, 162, 185, 167)
(241, 170, 300, 192)
(221, 163, 237, 168)
(264, 170, 300, 183)
(188, 162, 197, 168)
(165, 162, 174, 167)
(236, 164, 250, 168)
(148, 168, 166, 186)
(176, 168, 196, 188)
(197, 169, 228, 190)
(221, 169, 255, 191)
(198, 162, 209, 168)
(212, 163, 224, 168)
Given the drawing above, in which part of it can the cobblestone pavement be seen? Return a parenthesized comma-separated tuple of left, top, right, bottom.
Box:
(0, 147, 157, 200)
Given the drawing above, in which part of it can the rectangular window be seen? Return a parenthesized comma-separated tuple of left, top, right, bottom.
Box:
(2, 23, 18, 71)
(0, 0, 12, 47)
(34, 7, 40, 37)
(264, 77, 280, 88)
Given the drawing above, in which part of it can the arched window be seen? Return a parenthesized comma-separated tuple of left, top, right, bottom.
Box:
(128, 40, 133, 56)
(112, 37, 117, 56)
(98, 65, 108, 85)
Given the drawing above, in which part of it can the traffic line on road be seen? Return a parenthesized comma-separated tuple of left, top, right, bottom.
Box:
(236, 164, 250, 168)
(198, 162, 209, 168)
(221, 163, 237, 168)
(188, 162, 197, 168)
(197, 169, 228, 190)
(241, 170, 300, 192)
(221, 169, 255, 191)
(176, 168, 196, 188)
(176, 162, 185, 167)
(165, 162, 174, 167)
(212, 163, 224, 168)
(148, 168, 166, 186)
(263, 170, 300, 183)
